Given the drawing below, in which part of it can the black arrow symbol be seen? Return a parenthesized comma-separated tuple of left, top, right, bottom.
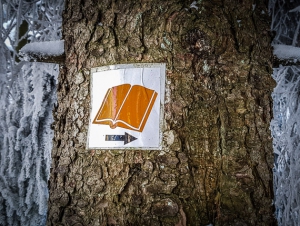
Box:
(105, 132, 137, 145)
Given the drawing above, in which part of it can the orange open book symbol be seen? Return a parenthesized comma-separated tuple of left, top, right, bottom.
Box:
(92, 84, 158, 132)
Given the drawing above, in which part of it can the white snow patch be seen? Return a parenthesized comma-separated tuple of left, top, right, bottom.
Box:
(20, 40, 64, 56)
(273, 44, 300, 60)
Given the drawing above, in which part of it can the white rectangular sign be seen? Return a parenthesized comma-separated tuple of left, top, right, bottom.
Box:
(87, 63, 165, 150)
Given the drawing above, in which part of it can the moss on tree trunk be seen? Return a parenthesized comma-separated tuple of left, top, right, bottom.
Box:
(47, 0, 276, 225)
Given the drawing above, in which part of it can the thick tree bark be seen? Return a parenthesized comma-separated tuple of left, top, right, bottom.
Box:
(48, 0, 276, 225)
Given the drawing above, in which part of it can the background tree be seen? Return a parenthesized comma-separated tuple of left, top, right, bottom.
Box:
(48, 0, 276, 225)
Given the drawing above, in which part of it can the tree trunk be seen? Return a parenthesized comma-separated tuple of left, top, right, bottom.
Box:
(47, 0, 276, 225)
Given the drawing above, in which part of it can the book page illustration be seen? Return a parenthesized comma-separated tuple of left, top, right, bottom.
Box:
(92, 84, 158, 132)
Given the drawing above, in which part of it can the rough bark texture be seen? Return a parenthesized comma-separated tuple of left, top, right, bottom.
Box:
(48, 0, 276, 225)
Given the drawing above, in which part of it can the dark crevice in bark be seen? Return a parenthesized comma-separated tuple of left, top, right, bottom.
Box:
(140, 12, 148, 56)
(85, 13, 100, 51)
(248, 44, 254, 64)
(79, 0, 85, 21)
(108, 13, 119, 47)
(56, 139, 61, 148)
(221, 3, 240, 53)
(228, 20, 240, 52)
(58, 205, 65, 222)
(109, 25, 119, 47)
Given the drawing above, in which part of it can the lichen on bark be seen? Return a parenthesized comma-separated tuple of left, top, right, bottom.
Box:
(48, 0, 276, 225)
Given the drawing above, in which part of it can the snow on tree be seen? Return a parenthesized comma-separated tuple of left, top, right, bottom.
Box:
(0, 0, 64, 225)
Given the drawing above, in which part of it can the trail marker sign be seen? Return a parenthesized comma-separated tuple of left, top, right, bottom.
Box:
(87, 63, 165, 150)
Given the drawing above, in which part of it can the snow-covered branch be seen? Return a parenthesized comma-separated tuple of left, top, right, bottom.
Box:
(273, 44, 300, 60)
(20, 40, 65, 64)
